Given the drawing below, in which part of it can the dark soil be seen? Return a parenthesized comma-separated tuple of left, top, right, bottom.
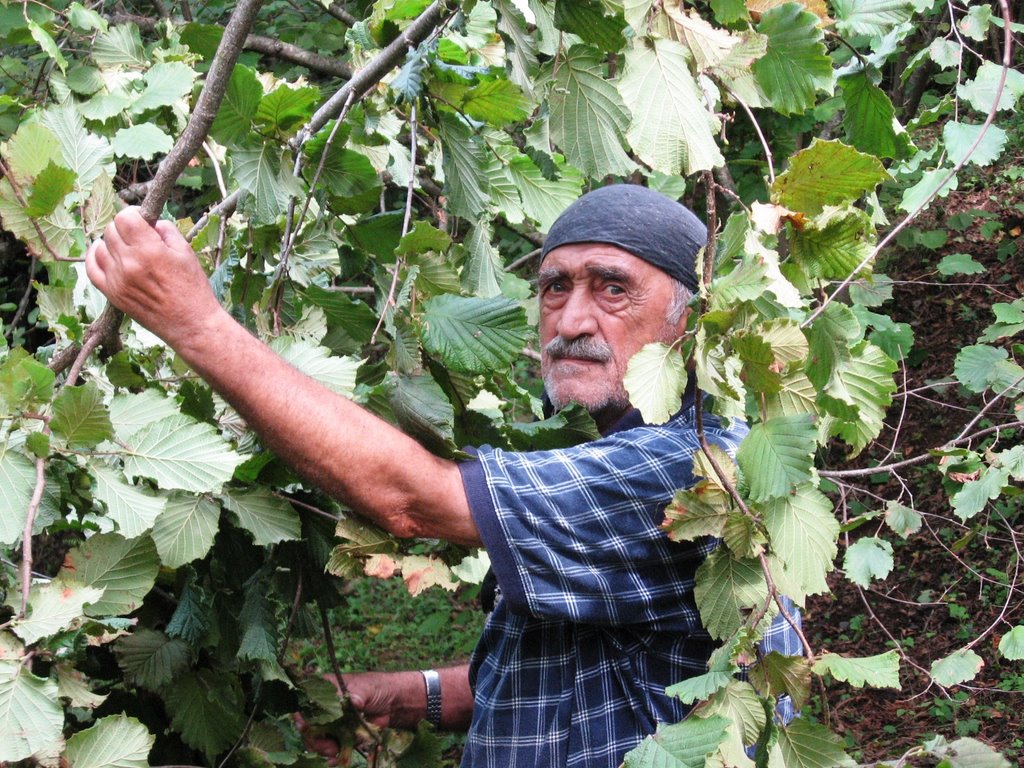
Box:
(806, 167, 1024, 765)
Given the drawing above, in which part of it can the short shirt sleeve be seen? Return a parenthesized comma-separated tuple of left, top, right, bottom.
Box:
(459, 412, 747, 629)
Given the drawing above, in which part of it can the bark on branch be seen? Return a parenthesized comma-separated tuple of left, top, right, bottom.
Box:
(50, 0, 265, 376)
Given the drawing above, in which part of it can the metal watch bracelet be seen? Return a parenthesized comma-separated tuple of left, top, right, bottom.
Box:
(421, 669, 442, 727)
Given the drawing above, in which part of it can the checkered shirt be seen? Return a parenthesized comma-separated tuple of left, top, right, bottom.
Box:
(457, 401, 801, 767)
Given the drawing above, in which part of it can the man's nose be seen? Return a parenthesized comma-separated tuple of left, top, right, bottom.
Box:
(556, 289, 599, 339)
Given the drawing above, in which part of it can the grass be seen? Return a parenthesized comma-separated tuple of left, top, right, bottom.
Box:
(294, 576, 487, 674)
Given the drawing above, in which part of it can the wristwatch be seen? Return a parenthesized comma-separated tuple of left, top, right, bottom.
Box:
(421, 669, 442, 727)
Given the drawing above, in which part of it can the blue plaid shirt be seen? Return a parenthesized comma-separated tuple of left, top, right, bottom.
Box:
(458, 400, 801, 767)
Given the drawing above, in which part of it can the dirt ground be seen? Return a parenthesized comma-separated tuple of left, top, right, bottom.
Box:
(805, 170, 1024, 765)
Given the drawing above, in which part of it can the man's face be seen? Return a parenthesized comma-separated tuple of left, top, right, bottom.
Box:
(538, 243, 689, 429)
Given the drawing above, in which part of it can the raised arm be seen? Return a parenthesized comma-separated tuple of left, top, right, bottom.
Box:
(86, 208, 480, 547)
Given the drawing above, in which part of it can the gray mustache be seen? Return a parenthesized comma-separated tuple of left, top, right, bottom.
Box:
(545, 336, 613, 362)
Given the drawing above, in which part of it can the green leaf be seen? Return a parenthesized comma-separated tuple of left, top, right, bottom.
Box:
(554, 0, 625, 50)
(462, 78, 531, 125)
(92, 24, 147, 67)
(237, 572, 279, 663)
(832, 0, 914, 37)
(826, 341, 898, 455)
(737, 415, 816, 502)
(68, 3, 106, 32)
(898, 167, 958, 214)
(953, 344, 1012, 393)
(270, 338, 360, 396)
(937, 252, 986, 276)
(777, 718, 855, 768)
(0, 348, 55, 412)
(2, 122, 61, 182)
(950, 463, 1010, 521)
(943, 121, 1008, 167)
(66, 714, 154, 768)
(619, 37, 723, 175)
(256, 84, 319, 137)
(166, 578, 212, 645)
(843, 536, 893, 588)
(998, 626, 1024, 661)
(695, 549, 767, 640)
(12, 579, 104, 644)
(132, 61, 196, 113)
(979, 299, 1024, 342)
(24, 161, 76, 217)
(60, 533, 159, 616)
(438, 112, 490, 218)
(506, 154, 582, 231)
(110, 390, 181, 443)
(547, 44, 635, 177)
(840, 72, 900, 159)
(115, 628, 190, 689)
(772, 139, 889, 216)
(956, 61, 1024, 114)
(748, 652, 813, 710)
(752, 4, 834, 116)
(709, 259, 768, 309)
(223, 487, 301, 545)
(50, 382, 113, 448)
(931, 649, 984, 687)
(732, 332, 782, 394)
(385, 372, 456, 448)
(111, 124, 173, 161)
(150, 493, 221, 568)
(762, 485, 837, 600)
(790, 205, 875, 280)
(232, 144, 304, 224)
(462, 223, 503, 298)
(0, 660, 63, 763)
(923, 737, 1012, 768)
(123, 414, 243, 493)
(92, 465, 167, 538)
(162, 669, 245, 760)
(211, 65, 262, 145)
(27, 21, 67, 73)
(623, 714, 730, 768)
(40, 103, 114, 196)
(662, 484, 730, 543)
(813, 650, 901, 688)
(699, 680, 767, 760)
(884, 500, 922, 538)
(420, 294, 530, 374)
(624, 342, 689, 425)
(665, 651, 737, 705)
(0, 449, 35, 545)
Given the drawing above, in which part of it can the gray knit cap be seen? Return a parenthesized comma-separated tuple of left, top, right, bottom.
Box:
(540, 185, 705, 292)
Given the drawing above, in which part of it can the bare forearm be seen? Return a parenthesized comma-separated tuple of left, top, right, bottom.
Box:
(173, 310, 480, 545)
(341, 664, 474, 731)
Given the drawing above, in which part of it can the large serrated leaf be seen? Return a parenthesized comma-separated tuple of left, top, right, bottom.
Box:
(840, 72, 900, 159)
(547, 44, 635, 177)
(624, 342, 689, 425)
(111, 124, 173, 161)
(150, 492, 221, 568)
(761, 484, 837, 600)
(0, 660, 64, 763)
(420, 294, 530, 374)
(736, 415, 816, 502)
(50, 382, 113, 448)
(752, 4, 833, 116)
(827, 341, 897, 455)
(507, 154, 582, 231)
(131, 61, 196, 113)
(843, 536, 893, 588)
(0, 449, 35, 545)
(270, 337, 360, 396)
(66, 713, 153, 768)
(232, 144, 304, 224)
(60, 533, 159, 616)
(777, 718, 856, 768)
(772, 139, 889, 216)
(749, 651, 813, 710)
(699, 680, 767, 759)
(438, 112, 490, 219)
(211, 65, 262, 145)
(92, 24, 147, 67)
(92, 465, 166, 538)
(623, 714, 730, 768)
(813, 650, 901, 688)
(123, 414, 243, 493)
(662, 483, 731, 543)
(163, 669, 245, 760)
(12, 579, 104, 645)
(109, 390, 181, 443)
(223, 487, 301, 545)
(40, 103, 114, 197)
(930, 649, 984, 687)
(619, 37, 723, 175)
(790, 205, 875, 280)
(695, 549, 768, 640)
(115, 628, 190, 689)
(831, 0, 914, 37)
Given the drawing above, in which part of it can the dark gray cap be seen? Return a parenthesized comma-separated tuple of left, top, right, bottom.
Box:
(540, 184, 705, 292)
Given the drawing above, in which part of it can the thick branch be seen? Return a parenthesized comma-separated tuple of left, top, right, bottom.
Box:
(51, 0, 264, 377)
(325, 1, 357, 26)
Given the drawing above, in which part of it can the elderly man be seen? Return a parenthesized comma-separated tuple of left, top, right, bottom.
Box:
(88, 184, 798, 767)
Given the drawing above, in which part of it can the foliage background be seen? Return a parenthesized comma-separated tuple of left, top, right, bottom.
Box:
(0, 0, 1022, 766)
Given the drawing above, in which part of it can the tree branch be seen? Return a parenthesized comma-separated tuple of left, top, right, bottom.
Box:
(50, 0, 264, 377)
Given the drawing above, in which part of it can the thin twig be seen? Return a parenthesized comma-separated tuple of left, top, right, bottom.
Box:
(4, 258, 38, 342)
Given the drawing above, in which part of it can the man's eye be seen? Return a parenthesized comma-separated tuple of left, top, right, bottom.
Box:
(605, 284, 625, 296)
